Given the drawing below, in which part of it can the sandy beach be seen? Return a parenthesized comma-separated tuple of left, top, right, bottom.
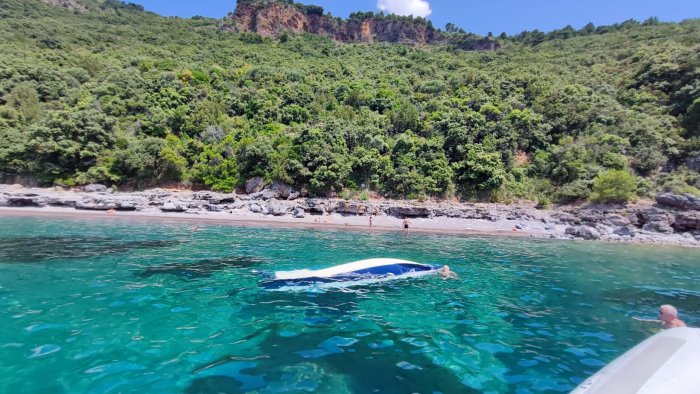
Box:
(0, 206, 551, 239)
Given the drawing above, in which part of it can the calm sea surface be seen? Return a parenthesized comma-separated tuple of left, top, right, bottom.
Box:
(0, 216, 698, 393)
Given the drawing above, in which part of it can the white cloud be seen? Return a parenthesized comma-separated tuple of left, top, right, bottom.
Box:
(377, 0, 432, 18)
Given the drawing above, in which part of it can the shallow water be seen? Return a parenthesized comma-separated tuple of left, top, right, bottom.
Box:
(0, 216, 698, 393)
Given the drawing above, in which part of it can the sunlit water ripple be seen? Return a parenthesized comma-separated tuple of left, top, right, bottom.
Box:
(0, 216, 698, 393)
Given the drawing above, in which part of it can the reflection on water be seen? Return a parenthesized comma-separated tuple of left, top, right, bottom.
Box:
(0, 216, 698, 393)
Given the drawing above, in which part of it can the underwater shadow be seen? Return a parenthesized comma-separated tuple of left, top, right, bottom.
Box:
(0, 236, 183, 263)
(137, 256, 265, 280)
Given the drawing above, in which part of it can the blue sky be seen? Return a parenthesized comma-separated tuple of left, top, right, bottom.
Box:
(132, 0, 700, 35)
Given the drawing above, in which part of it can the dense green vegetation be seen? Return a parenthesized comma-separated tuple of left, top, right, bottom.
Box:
(0, 0, 698, 202)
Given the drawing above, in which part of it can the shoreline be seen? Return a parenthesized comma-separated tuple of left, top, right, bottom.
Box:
(2, 205, 698, 249)
(1, 185, 698, 248)
(0, 206, 540, 239)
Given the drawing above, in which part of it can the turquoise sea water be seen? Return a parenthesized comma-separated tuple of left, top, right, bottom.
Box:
(0, 216, 698, 393)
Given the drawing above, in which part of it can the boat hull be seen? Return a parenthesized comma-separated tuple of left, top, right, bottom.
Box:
(572, 327, 700, 394)
(262, 258, 438, 291)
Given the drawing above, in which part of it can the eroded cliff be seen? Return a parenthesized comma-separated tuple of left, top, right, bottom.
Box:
(227, 0, 499, 50)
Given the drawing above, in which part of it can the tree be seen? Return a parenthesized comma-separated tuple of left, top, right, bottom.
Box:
(111, 137, 186, 188)
(5, 82, 42, 123)
(454, 145, 506, 193)
(290, 124, 351, 196)
(590, 170, 637, 203)
(26, 109, 116, 183)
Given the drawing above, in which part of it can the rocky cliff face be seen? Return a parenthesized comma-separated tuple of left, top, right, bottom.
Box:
(41, 0, 87, 11)
(228, 1, 499, 50)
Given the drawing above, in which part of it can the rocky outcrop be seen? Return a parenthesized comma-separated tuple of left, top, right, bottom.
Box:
(673, 213, 700, 232)
(41, 0, 87, 11)
(656, 193, 700, 211)
(270, 181, 293, 200)
(565, 226, 601, 240)
(227, 1, 499, 50)
(245, 177, 265, 194)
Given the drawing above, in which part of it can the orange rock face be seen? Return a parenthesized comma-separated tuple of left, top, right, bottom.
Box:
(227, 2, 499, 50)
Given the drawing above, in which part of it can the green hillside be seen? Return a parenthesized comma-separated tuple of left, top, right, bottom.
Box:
(0, 0, 698, 202)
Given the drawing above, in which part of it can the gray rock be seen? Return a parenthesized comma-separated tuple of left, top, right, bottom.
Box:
(292, 207, 305, 218)
(642, 221, 675, 234)
(565, 226, 601, 240)
(206, 204, 222, 212)
(334, 201, 378, 216)
(76, 198, 115, 211)
(245, 177, 265, 194)
(45, 197, 77, 207)
(600, 214, 630, 227)
(305, 199, 328, 214)
(613, 227, 635, 237)
(261, 189, 279, 200)
(160, 200, 188, 212)
(116, 199, 143, 211)
(655, 193, 700, 211)
(385, 205, 431, 218)
(287, 192, 300, 200)
(249, 203, 263, 213)
(6, 197, 45, 207)
(267, 204, 288, 216)
(270, 181, 293, 199)
(553, 212, 580, 225)
(673, 213, 700, 232)
(432, 207, 465, 218)
(192, 191, 219, 201)
(84, 184, 108, 193)
(143, 188, 172, 198)
(0, 195, 6, 206)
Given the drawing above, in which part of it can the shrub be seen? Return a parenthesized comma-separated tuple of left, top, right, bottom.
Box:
(555, 180, 592, 203)
(590, 170, 637, 203)
(636, 177, 654, 198)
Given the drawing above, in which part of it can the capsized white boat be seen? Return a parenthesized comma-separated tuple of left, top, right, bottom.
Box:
(572, 327, 700, 394)
(261, 258, 439, 291)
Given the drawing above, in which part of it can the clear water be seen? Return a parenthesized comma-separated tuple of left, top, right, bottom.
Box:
(0, 216, 698, 394)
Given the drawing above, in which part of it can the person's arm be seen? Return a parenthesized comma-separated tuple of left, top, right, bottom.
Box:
(632, 317, 659, 323)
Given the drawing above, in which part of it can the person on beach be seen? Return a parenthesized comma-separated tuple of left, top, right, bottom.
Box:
(106, 208, 116, 215)
(402, 218, 410, 232)
(438, 265, 458, 280)
(369, 215, 373, 232)
(634, 304, 687, 329)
